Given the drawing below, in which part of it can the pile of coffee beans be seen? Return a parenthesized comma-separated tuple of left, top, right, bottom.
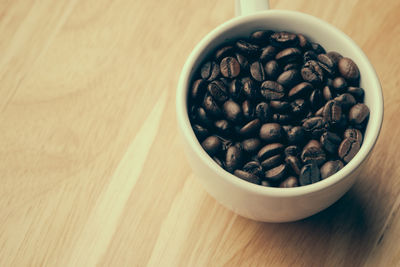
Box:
(188, 30, 369, 187)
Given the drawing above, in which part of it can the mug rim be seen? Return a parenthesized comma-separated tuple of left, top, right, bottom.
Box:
(176, 9, 383, 197)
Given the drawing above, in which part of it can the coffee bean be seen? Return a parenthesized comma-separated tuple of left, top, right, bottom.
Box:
(310, 42, 326, 54)
(215, 45, 234, 61)
(332, 77, 347, 93)
(260, 46, 277, 62)
(275, 48, 302, 64)
(250, 61, 266, 82)
(236, 40, 260, 56)
(320, 131, 342, 154)
(349, 103, 370, 125)
(286, 126, 305, 145)
(241, 77, 257, 100)
(226, 144, 244, 172)
(207, 80, 228, 103)
(270, 32, 299, 47)
(260, 81, 285, 100)
(299, 163, 320, 185)
(320, 160, 343, 179)
(203, 95, 222, 117)
(297, 34, 309, 49)
(277, 69, 301, 89)
(264, 60, 280, 80)
(327, 51, 343, 65)
(194, 106, 213, 127)
(260, 123, 282, 142)
(301, 141, 326, 166)
(279, 176, 299, 187)
(283, 63, 301, 71)
(239, 119, 261, 137)
(201, 61, 220, 81)
(258, 143, 284, 161)
(214, 119, 232, 135)
(265, 164, 287, 181)
(234, 170, 261, 184)
(250, 30, 273, 45)
(304, 139, 322, 149)
(229, 79, 244, 101)
(334, 93, 356, 110)
(285, 156, 302, 175)
(191, 79, 207, 101)
(270, 100, 290, 113)
(261, 154, 283, 169)
(223, 100, 242, 122)
(255, 102, 271, 122)
(285, 145, 300, 157)
(303, 50, 317, 62)
(338, 138, 360, 163)
(213, 156, 224, 168)
(315, 106, 324, 117)
(344, 128, 363, 143)
(261, 180, 272, 187)
(201, 136, 221, 156)
(242, 100, 254, 120)
(288, 82, 313, 100)
(317, 53, 336, 77)
(323, 100, 342, 125)
(235, 53, 249, 71)
(219, 136, 233, 151)
(309, 89, 324, 110)
(338, 57, 360, 82)
(302, 116, 327, 138)
(192, 124, 209, 141)
(220, 57, 240, 78)
(242, 138, 261, 154)
(243, 161, 263, 176)
(322, 85, 334, 101)
(272, 113, 292, 124)
(291, 99, 308, 117)
(347, 87, 364, 101)
(301, 60, 324, 86)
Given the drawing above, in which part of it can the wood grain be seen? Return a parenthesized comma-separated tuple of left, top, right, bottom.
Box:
(0, 0, 399, 266)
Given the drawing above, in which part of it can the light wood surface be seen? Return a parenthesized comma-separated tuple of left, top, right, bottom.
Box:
(0, 0, 399, 266)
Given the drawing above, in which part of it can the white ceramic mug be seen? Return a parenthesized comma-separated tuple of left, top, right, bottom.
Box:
(176, 0, 383, 222)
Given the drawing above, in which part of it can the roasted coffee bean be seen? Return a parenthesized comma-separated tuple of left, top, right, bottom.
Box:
(344, 128, 363, 143)
(201, 61, 220, 81)
(275, 48, 302, 64)
(250, 30, 273, 45)
(283, 63, 301, 72)
(349, 103, 370, 125)
(303, 50, 317, 62)
(338, 138, 360, 163)
(318, 53, 336, 77)
(226, 144, 244, 172)
(243, 161, 263, 176)
(219, 136, 233, 151)
(279, 176, 299, 187)
(260, 46, 277, 62)
(265, 164, 287, 181)
(301, 60, 324, 86)
(264, 60, 280, 80)
(288, 82, 313, 100)
(242, 138, 262, 154)
(242, 100, 254, 120)
(338, 57, 360, 82)
(259, 123, 282, 142)
(194, 106, 213, 127)
(291, 99, 308, 117)
(323, 85, 334, 101)
(214, 119, 232, 135)
(301, 141, 326, 166)
(270, 100, 290, 113)
(250, 61, 266, 82)
(219, 77, 231, 87)
(297, 34, 309, 49)
(270, 32, 299, 47)
(309, 89, 324, 110)
(320, 160, 343, 179)
(203, 95, 222, 117)
(192, 124, 209, 141)
(285, 156, 302, 175)
(235, 53, 249, 71)
(323, 100, 342, 125)
(277, 69, 301, 89)
(255, 102, 271, 122)
(320, 131, 342, 154)
(302, 117, 327, 138)
(304, 139, 322, 149)
(327, 51, 343, 65)
(223, 100, 242, 122)
(310, 42, 326, 54)
(286, 126, 305, 145)
(239, 119, 261, 137)
(215, 45, 234, 61)
(299, 163, 320, 185)
(272, 113, 292, 124)
(207, 80, 228, 103)
(258, 143, 284, 161)
(236, 40, 260, 56)
(241, 77, 257, 100)
(234, 170, 261, 184)
(261, 180, 271, 187)
(334, 93, 356, 110)
(260, 81, 285, 100)
(315, 106, 324, 117)
(191, 79, 207, 101)
(229, 79, 244, 101)
(285, 145, 300, 157)
(220, 57, 240, 78)
(213, 156, 224, 168)
(201, 136, 221, 156)
(347, 87, 365, 101)
(261, 154, 283, 169)
(332, 77, 347, 93)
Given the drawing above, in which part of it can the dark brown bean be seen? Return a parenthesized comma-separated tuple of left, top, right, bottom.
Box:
(344, 128, 363, 143)
(201, 61, 220, 81)
(338, 57, 360, 82)
(299, 163, 320, 185)
(202, 95, 222, 117)
(332, 77, 347, 93)
(260, 46, 277, 62)
(255, 102, 271, 122)
(277, 69, 301, 89)
(301, 140, 326, 166)
(272, 113, 292, 124)
(201, 136, 221, 156)
(214, 119, 232, 135)
(320, 131, 342, 154)
(213, 156, 224, 168)
(285, 145, 300, 157)
(286, 126, 306, 145)
(261, 154, 283, 169)
(192, 124, 209, 141)
(236, 40, 260, 56)
(242, 138, 261, 154)
(283, 63, 301, 72)
(327, 51, 343, 65)
(323, 100, 342, 125)
(260, 81, 285, 100)
(323, 85, 334, 101)
(302, 117, 327, 138)
(258, 143, 284, 161)
(264, 60, 280, 80)
(349, 103, 370, 125)
(226, 144, 244, 172)
(229, 79, 243, 101)
(234, 170, 261, 184)
(310, 42, 326, 54)
(270, 32, 299, 47)
(297, 34, 309, 49)
(318, 53, 336, 77)
(259, 123, 282, 142)
(242, 100, 254, 120)
(275, 48, 302, 64)
(270, 100, 290, 113)
(239, 119, 261, 137)
(334, 93, 356, 110)
(265, 164, 287, 181)
(250, 61, 266, 82)
(301, 60, 324, 86)
(320, 160, 343, 179)
(315, 106, 324, 117)
(347, 87, 365, 101)
(303, 50, 317, 62)
(250, 30, 273, 45)
(243, 161, 263, 176)
(235, 53, 249, 71)
(220, 57, 240, 78)
(207, 80, 228, 103)
(191, 79, 207, 101)
(290, 99, 308, 117)
(215, 46, 234, 61)
(338, 139, 361, 163)
(285, 156, 302, 175)
(241, 77, 257, 100)
(279, 176, 299, 187)
(309, 89, 324, 110)
(288, 82, 313, 100)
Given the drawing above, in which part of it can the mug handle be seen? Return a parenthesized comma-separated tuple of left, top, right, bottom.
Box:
(235, 0, 270, 16)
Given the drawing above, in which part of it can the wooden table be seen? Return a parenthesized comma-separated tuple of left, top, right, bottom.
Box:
(1, 0, 399, 266)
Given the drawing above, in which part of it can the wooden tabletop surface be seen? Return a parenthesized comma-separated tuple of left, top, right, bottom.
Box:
(1, 0, 399, 266)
